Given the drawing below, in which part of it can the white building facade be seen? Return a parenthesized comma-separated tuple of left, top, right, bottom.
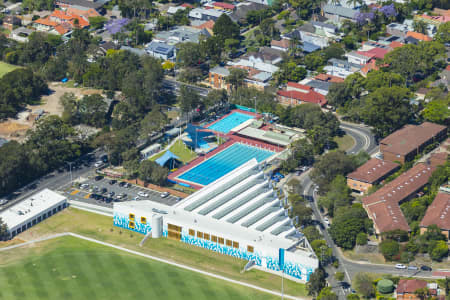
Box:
(114, 159, 318, 282)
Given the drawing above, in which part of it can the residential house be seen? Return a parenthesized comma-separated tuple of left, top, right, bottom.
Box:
(380, 122, 447, 164)
(192, 20, 215, 35)
(310, 21, 338, 35)
(300, 79, 332, 95)
(230, 2, 266, 23)
(244, 69, 272, 91)
(414, 14, 450, 28)
(167, 5, 186, 15)
(146, 41, 175, 60)
(271, 39, 290, 52)
(324, 58, 362, 78)
(56, 0, 109, 13)
(66, 6, 101, 18)
(314, 73, 344, 83)
(386, 23, 409, 37)
(98, 41, 119, 55)
(244, 47, 283, 65)
(277, 82, 327, 107)
(322, 4, 359, 24)
(345, 51, 372, 65)
(420, 192, 450, 239)
(120, 46, 146, 57)
(297, 23, 330, 49)
(396, 279, 438, 300)
(212, 2, 235, 11)
(9, 27, 33, 43)
(207, 66, 230, 89)
(347, 158, 400, 194)
(229, 58, 279, 74)
(189, 8, 224, 21)
(34, 9, 90, 35)
(246, 0, 274, 6)
(406, 31, 432, 42)
(2, 15, 21, 31)
(363, 163, 436, 236)
(430, 65, 450, 88)
(154, 26, 211, 46)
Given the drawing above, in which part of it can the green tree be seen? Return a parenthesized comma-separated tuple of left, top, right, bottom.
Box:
(311, 240, 333, 265)
(303, 226, 322, 242)
(364, 70, 405, 92)
(0, 217, 8, 240)
(317, 287, 338, 300)
(379, 239, 400, 261)
(347, 294, 360, 300)
(178, 86, 200, 114)
(414, 287, 430, 300)
(213, 14, 240, 41)
(356, 232, 368, 245)
(226, 68, 248, 91)
(318, 175, 352, 216)
(78, 94, 108, 127)
(176, 42, 205, 68)
(60, 92, 80, 125)
(335, 272, 345, 282)
(360, 86, 413, 138)
(307, 268, 326, 296)
(422, 97, 450, 124)
(139, 105, 168, 138)
(260, 18, 279, 39)
(434, 21, 450, 44)
(353, 273, 375, 299)
(327, 83, 352, 108)
(88, 16, 107, 29)
(413, 20, 428, 34)
(429, 240, 448, 261)
(329, 206, 369, 249)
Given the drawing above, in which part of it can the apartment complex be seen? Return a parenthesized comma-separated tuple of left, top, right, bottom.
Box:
(420, 192, 450, 239)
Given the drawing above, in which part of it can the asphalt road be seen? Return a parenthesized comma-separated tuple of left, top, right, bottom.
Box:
(339, 122, 378, 155)
(163, 77, 210, 97)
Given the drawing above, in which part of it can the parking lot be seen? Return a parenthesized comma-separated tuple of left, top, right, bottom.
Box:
(65, 176, 180, 208)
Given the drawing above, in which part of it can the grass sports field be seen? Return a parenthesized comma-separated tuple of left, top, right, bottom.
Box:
(0, 236, 281, 300)
(1, 208, 308, 298)
(0, 61, 19, 78)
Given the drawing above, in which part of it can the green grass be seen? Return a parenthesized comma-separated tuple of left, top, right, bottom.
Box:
(9, 208, 308, 298)
(0, 236, 281, 300)
(0, 61, 19, 78)
(333, 134, 355, 152)
(151, 139, 197, 164)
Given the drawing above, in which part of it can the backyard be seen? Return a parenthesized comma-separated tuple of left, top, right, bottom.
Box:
(0, 61, 19, 78)
(1, 208, 309, 298)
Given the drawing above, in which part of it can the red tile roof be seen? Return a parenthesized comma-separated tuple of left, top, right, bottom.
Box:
(277, 89, 327, 106)
(363, 163, 436, 233)
(389, 41, 404, 49)
(397, 279, 428, 294)
(271, 39, 290, 49)
(365, 47, 389, 59)
(380, 122, 447, 156)
(181, 3, 194, 8)
(406, 31, 432, 41)
(420, 192, 450, 230)
(193, 20, 215, 30)
(212, 2, 235, 9)
(446, 65, 450, 71)
(287, 82, 313, 91)
(315, 73, 344, 83)
(347, 158, 400, 184)
(66, 7, 100, 18)
(35, 18, 58, 27)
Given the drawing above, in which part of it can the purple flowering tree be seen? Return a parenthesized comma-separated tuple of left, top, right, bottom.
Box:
(355, 12, 375, 25)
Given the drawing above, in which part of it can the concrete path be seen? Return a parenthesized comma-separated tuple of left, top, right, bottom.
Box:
(1, 232, 310, 300)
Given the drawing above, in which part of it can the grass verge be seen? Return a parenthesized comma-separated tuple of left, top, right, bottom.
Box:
(3, 208, 309, 298)
(333, 134, 355, 152)
(151, 139, 197, 164)
(0, 61, 19, 78)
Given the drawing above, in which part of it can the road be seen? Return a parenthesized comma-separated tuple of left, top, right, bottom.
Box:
(163, 77, 210, 97)
(339, 122, 378, 155)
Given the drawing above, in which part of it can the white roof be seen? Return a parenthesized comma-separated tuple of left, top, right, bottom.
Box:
(0, 189, 66, 231)
(189, 8, 224, 18)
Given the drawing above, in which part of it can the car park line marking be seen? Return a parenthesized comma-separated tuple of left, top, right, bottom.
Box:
(70, 190, 80, 195)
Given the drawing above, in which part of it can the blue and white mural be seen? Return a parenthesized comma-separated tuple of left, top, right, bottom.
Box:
(113, 212, 314, 281)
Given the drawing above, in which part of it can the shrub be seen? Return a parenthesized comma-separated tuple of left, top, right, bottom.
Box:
(356, 233, 368, 245)
(379, 239, 400, 261)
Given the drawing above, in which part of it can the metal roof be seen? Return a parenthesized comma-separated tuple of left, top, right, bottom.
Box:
(323, 4, 359, 19)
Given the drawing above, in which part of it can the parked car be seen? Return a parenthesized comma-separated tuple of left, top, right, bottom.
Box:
(295, 171, 302, 176)
(80, 183, 89, 189)
(420, 265, 432, 271)
(109, 179, 117, 185)
(160, 192, 170, 198)
(133, 196, 140, 201)
(94, 161, 103, 168)
(0, 199, 8, 205)
(124, 183, 131, 188)
(118, 181, 127, 187)
(107, 191, 115, 198)
(395, 264, 406, 269)
(94, 175, 103, 181)
(100, 188, 107, 194)
(138, 191, 149, 197)
(407, 266, 418, 270)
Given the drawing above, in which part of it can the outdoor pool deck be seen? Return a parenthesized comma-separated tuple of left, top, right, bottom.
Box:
(206, 110, 260, 134)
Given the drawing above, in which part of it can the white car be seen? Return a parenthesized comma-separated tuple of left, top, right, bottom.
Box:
(94, 161, 103, 168)
(160, 192, 170, 198)
(137, 191, 149, 197)
(395, 264, 406, 269)
(133, 196, 140, 201)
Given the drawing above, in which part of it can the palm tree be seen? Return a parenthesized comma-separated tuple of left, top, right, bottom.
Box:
(413, 20, 428, 34)
(346, 0, 362, 8)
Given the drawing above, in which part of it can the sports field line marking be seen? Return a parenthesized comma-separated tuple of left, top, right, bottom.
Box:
(1, 233, 309, 300)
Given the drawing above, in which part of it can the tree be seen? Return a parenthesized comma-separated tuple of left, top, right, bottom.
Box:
(311, 151, 356, 193)
(60, 92, 80, 125)
(140, 105, 168, 138)
(365, 70, 405, 92)
(0, 217, 8, 240)
(356, 233, 368, 245)
(347, 294, 360, 300)
(311, 240, 333, 265)
(176, 42, 205, 68)
(329, 206, 369, 249)
(360, 87, 413, 138)
(292, 202, 313, 227)
(318, 175, 352, 216)
(429, 240, 448, 261)
(422, 97, 450, 124)
(78, 94, 108, 127)
(413, 20, 428, 34)
(434, 21, 450, 44)
(260, 18, 279, 39)
(353, 273, 375, 299)
(138, 160, 168, 185)
(88, 16, 107, 29)
(317, 287, 338, 300)
(303, 226, 322, 242)
(287, 178, 303, 195)
(226, 68, 248, 91)
(327, 83, 352, 108)
(22, 0, 53, 11)
(178, 86, 200, 114)
(414, 288, 431, 300)
(213, 14, 240, 41)
(335, 272, 345, 282)
(203, 89, 227, 108)
(307, 268, 326, 296)
(379, 239, 400, 261)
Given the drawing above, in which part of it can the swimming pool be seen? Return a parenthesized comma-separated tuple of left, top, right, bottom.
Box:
(207, 112, 255, 133)
(178, 143, 274, 186)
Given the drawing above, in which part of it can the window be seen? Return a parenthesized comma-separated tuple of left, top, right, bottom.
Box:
(247, 245, 254, 253)
(189, 229, 195, 236)
(141, 217, 146, 224)
(226, 239, 232, 247)
(204, 233, 210, 240)
(218, 237, 224, 244)
(129, 213, 135, 221)
(232, 241, 239, 249)
(211, 235, 218, 242)
(168, 224, 181, 232)
(129, 221, 135, 229)
(168, 231, 181, 240)
(197, 231, 203, 239)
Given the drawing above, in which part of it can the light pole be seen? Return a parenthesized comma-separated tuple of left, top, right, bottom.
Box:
(66, 161, 74, 185)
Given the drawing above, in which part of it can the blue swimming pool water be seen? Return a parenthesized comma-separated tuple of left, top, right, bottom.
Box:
(207, 112, 255, 133)
(178, 143, 274, 186)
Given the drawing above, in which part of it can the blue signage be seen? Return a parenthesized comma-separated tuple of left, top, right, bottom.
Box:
(279, 248, 285, 270)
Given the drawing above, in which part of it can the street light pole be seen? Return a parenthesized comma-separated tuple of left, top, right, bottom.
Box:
(66, 161, 74, 185)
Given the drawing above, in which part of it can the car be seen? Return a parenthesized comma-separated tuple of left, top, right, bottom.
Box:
(116, 193, 124, 199)
(0, 199, 8, 205)
(94, 161, 103, 168)
(94, 175, 103, 181)
(92, 186, 99, 193)
(275, 172, 284, 179)
(160, 192, 170, 198)
(138, 191, 149, 197)
(105, 197, 112, 203)
(80, 183, 89, 189)
(395, 264, 406, 269)
(107, 191, 115, 198)
(118, 181, 127, 187)
(295, 171, 302, 176)
(175, 196, 182, 201)
(100, 188, 107, 194)
(133, 196, 140, 201)
(407, 266, 418, 270)
(420, 265, 432, 271)
(109, 179, 117, 185)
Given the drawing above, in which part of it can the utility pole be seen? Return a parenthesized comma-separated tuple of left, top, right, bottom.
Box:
(66, 161, 74, 185)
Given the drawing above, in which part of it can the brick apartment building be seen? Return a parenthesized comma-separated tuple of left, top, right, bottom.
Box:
(207, 66, 230, 90)
(420, 192, 450, 239)
(362, 163, 436, 236)
(347, 158, 400, 194)
(380, 122, 447, 164)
